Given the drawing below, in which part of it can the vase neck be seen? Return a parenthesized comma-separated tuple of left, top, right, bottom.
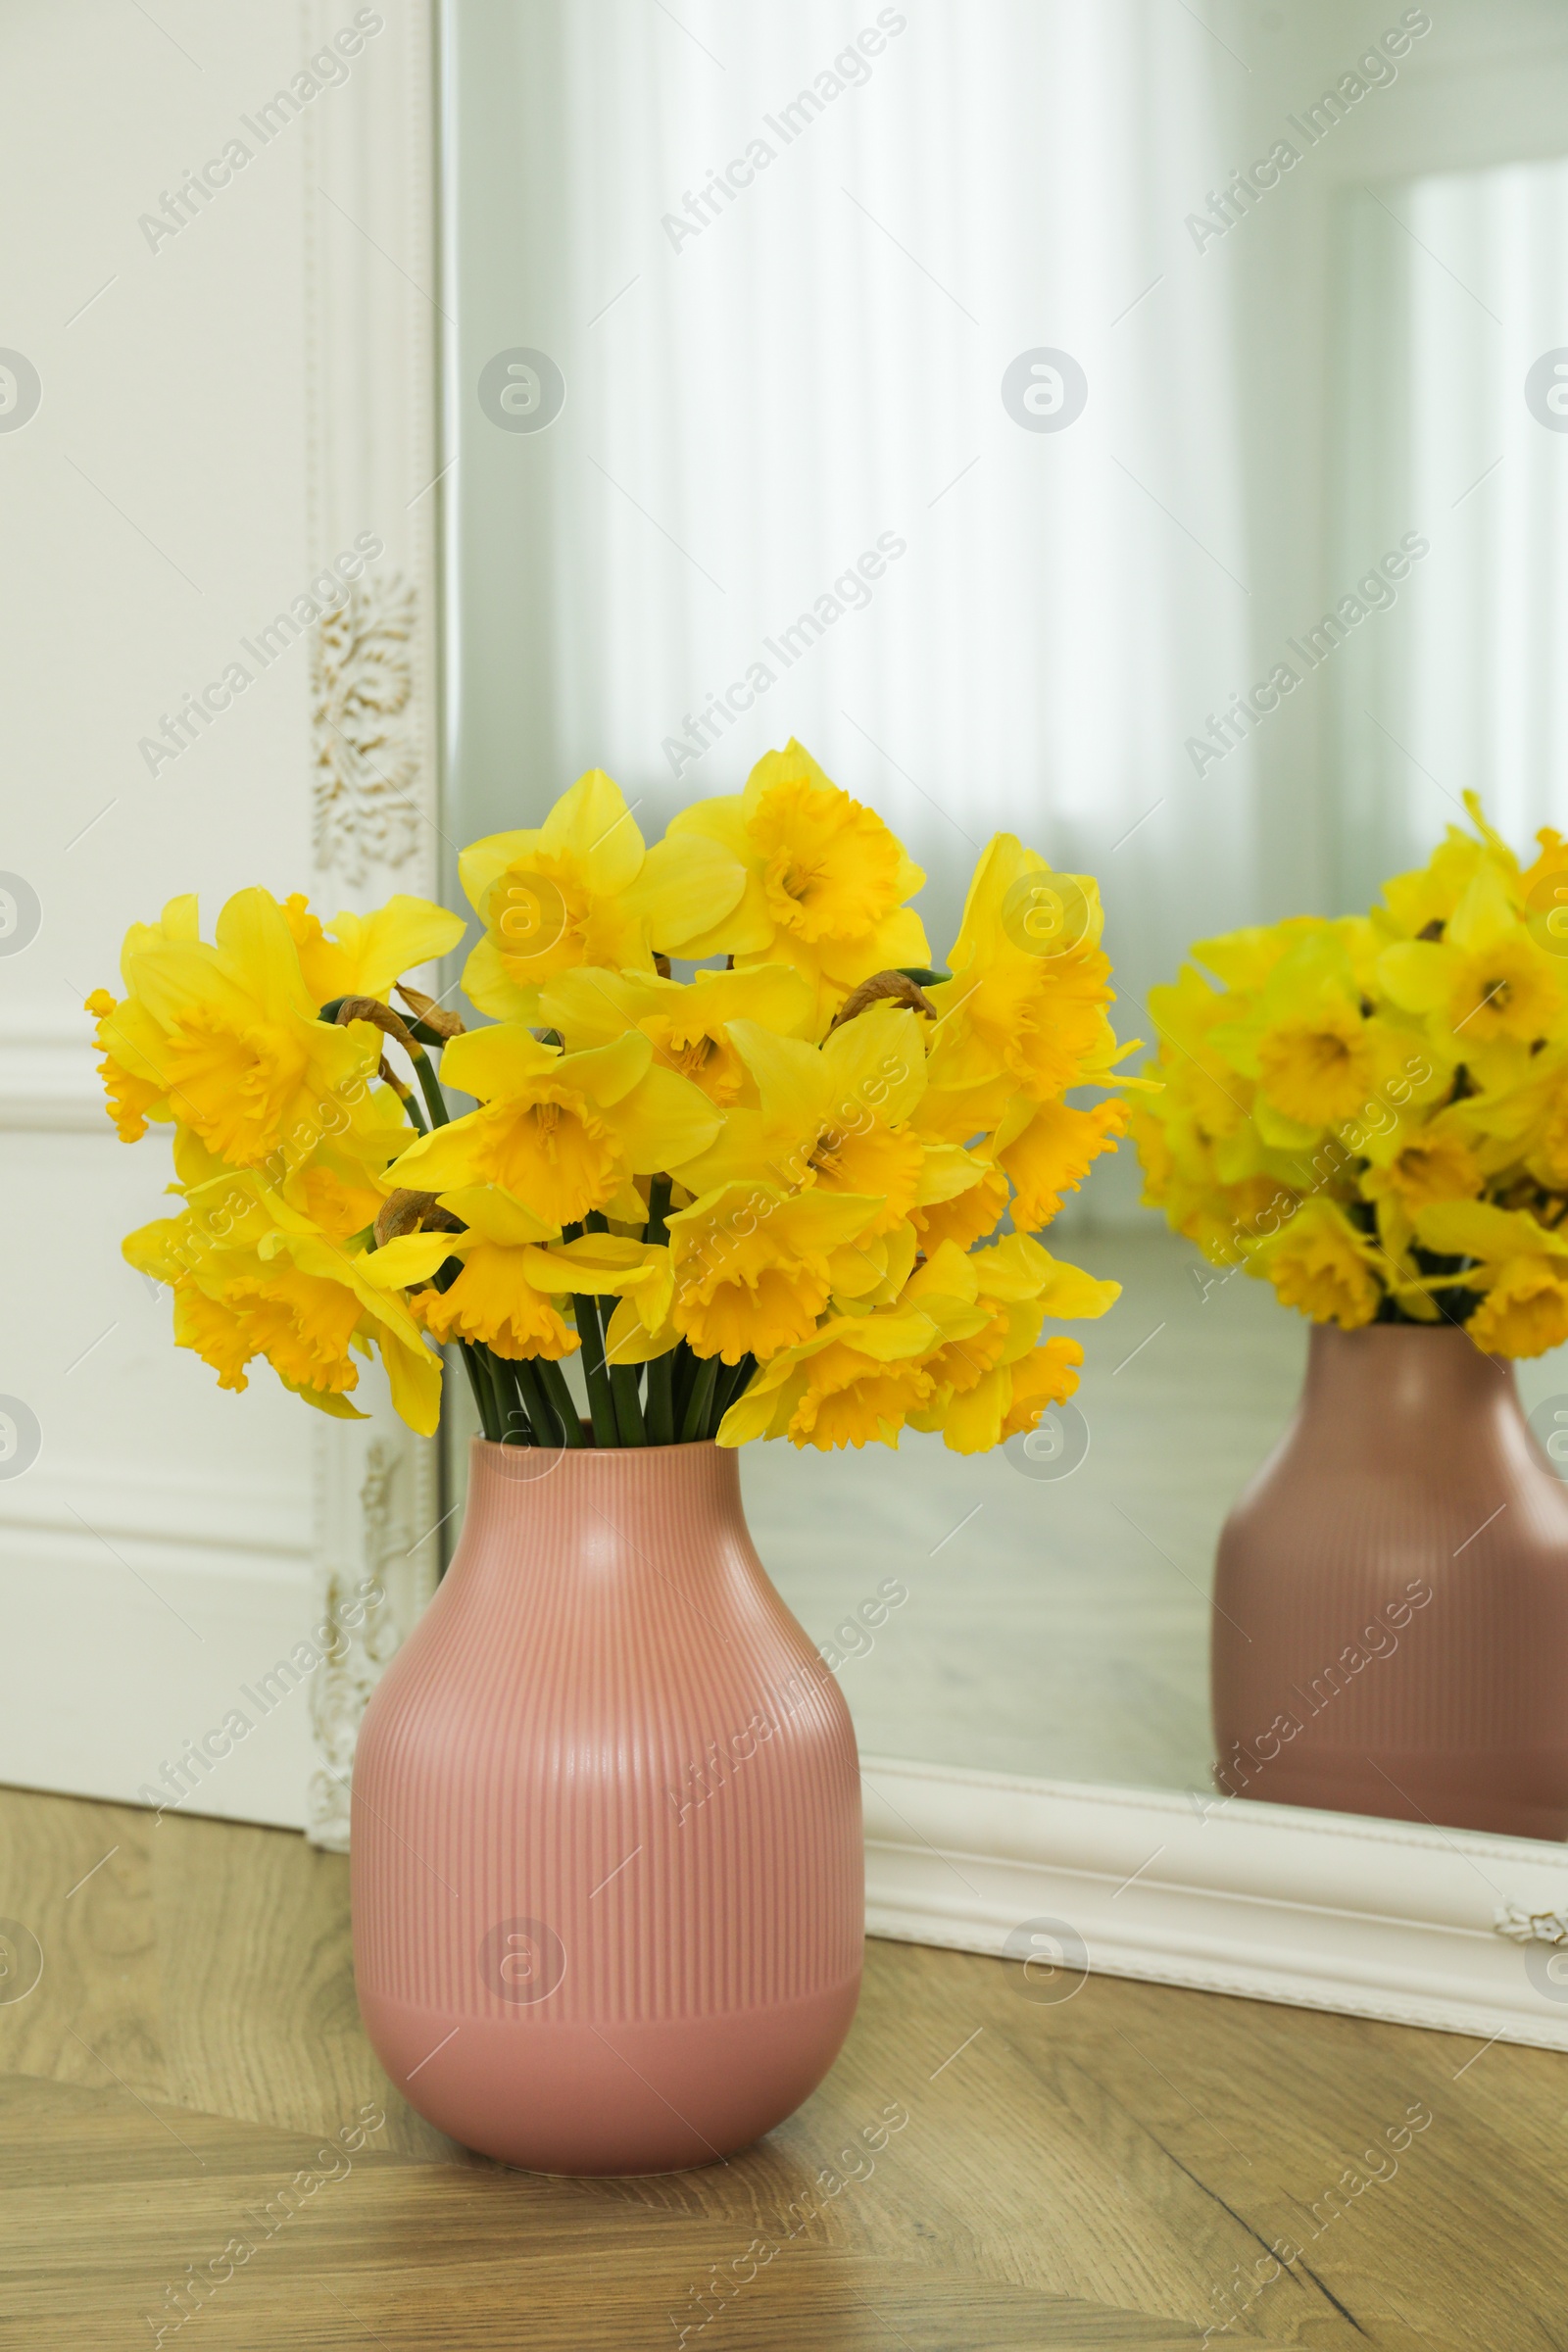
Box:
(1300, 1322, 1517, 1440)
(448, 1438, 752, 1598)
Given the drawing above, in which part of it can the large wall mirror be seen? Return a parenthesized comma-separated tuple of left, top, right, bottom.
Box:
(437, 0, 1568, 2042)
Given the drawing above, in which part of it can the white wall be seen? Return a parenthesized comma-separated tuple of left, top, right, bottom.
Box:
(0, 0, 423, 1826)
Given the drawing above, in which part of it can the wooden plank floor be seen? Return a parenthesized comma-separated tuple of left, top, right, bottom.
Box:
(0, 1787, 1562, 2349)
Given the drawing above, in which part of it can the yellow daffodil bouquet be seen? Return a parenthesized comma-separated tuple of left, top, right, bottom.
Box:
(1131, 795, 1568, 1354)
(90, 741, 1137, 1452)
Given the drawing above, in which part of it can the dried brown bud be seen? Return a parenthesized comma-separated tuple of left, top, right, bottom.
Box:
(373, 1189, 466, 1250)
(395, 983, 466, 1040)
(829, 969, 938, 1030)
(335, 995, 423, 1057)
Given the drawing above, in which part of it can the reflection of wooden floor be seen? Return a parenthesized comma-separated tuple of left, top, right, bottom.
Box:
(7, 1782, 1563, 2348)
(746, 1226, 1310, 1797)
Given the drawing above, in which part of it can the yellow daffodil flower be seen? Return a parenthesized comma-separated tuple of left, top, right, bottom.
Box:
(170, 1085, 414, 1244)
(905, 1235, 1117, 1452)
(715, 1284, 992, 1450)
(125, 1173, 441, 1432)
(362, 1191, 576, 1360)
(665, 1181, 886, 1363)
(999, 1341, 1088, 1440)
(1190, 915, 1336, 998)
(1467, 1259, 1568, 1355)
(906, 1159, 1009, 1253)
(389, 1023, 721, 1228)
(923, 834, 1118, 1103)
(90, 888, 385, 1172)
(459, 770, 747, 1023)
(904, 1069, 1017, 1252)
(1454, 1044, 1568, 1191)
(1357, 1111, 1484, 1219)
(517, 1231, 676, 1368)
(281, 893, 466, 1006)
(85, 893, 201, 1140)
(539, 962, 815, 1102)
(101, 747, 1141, 1439)
(666, 741, 929, 1022)
(1413, 1200, 1568, 1357)
(1245, 1200, 1383, 1330)
(825, 1217, 922, 1312)
(1142, 965, 1254, 1141)
(1376, 792, 1517, 940)
(675, 1003, 928, 1230)
(1379, 859, 1563, 1084)
(994, 1095, 1129, 1232)
(1256, 994, 1380, 1130)
(1208, 930, 1414, 1140)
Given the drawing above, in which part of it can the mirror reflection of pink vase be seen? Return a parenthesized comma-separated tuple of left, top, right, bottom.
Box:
(1212, 1324, 1568, 1841)
(351, 1440, 862, 2175)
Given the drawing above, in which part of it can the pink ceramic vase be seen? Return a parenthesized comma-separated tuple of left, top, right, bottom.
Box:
(350, 1438, 862, 2175)
(1212, 1323, 1568, 1840)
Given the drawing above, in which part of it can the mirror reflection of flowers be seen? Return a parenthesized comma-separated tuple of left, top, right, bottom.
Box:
(1131, 794, 1568, 1353)
(89, 741, 1141, 1451)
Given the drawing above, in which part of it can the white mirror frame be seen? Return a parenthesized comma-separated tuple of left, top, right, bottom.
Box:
(311, 0, 1568, 2053)
(860, 1760, 1568, 2051)
(300, 0, 444, 1848)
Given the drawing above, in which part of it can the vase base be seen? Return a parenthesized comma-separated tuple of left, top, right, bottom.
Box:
(359, 1973, 863, 2174)
(1222, 1750, 1568, 1842)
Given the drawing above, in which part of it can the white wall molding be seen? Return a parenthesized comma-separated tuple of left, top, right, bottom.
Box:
(0, 1460, 312, 1563)
(0, 1031, 111, 1132)
(300, 0, 444, 1846)
(861, 1756, 1568, 2051)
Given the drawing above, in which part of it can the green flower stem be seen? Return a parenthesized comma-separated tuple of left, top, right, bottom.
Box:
(609, 1363, 647, 1446)
(514, 1356, 560, 1446)
(485, 1348, 531, 1444)
(402, 1016, 452, 1051)
(644, 1351, 675, 1446)
(391, 1079, 428, 1138)
(712, 1353, 756, 1433)
(492, 1353, 522, 1444)
(534, 1353, 587, 1446)
(505, 1356, 539, 1446)
(679, 1356, 718, 1443)
(644, 1173, 673, 1248)
(671, 1341, 699, 1434)
(408, 1045, 450, 1132)
(473, 1347, 502, 1440)
(317, 995, 444, 1132)
(458, 1340, 499, 1441)
(573, 1295, 619, 1446)
(579, 1214, 645, 1438)
(640, 1186, 674, 1446)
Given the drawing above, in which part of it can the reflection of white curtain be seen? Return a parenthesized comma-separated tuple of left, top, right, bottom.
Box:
(444, 0, 1263, 1205)
(1331, 160, 1568, 907)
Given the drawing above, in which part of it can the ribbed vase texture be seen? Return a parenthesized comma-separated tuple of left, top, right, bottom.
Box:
(351, 1440, 863, 2174)
(1212, 1324, 1568, 1840)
